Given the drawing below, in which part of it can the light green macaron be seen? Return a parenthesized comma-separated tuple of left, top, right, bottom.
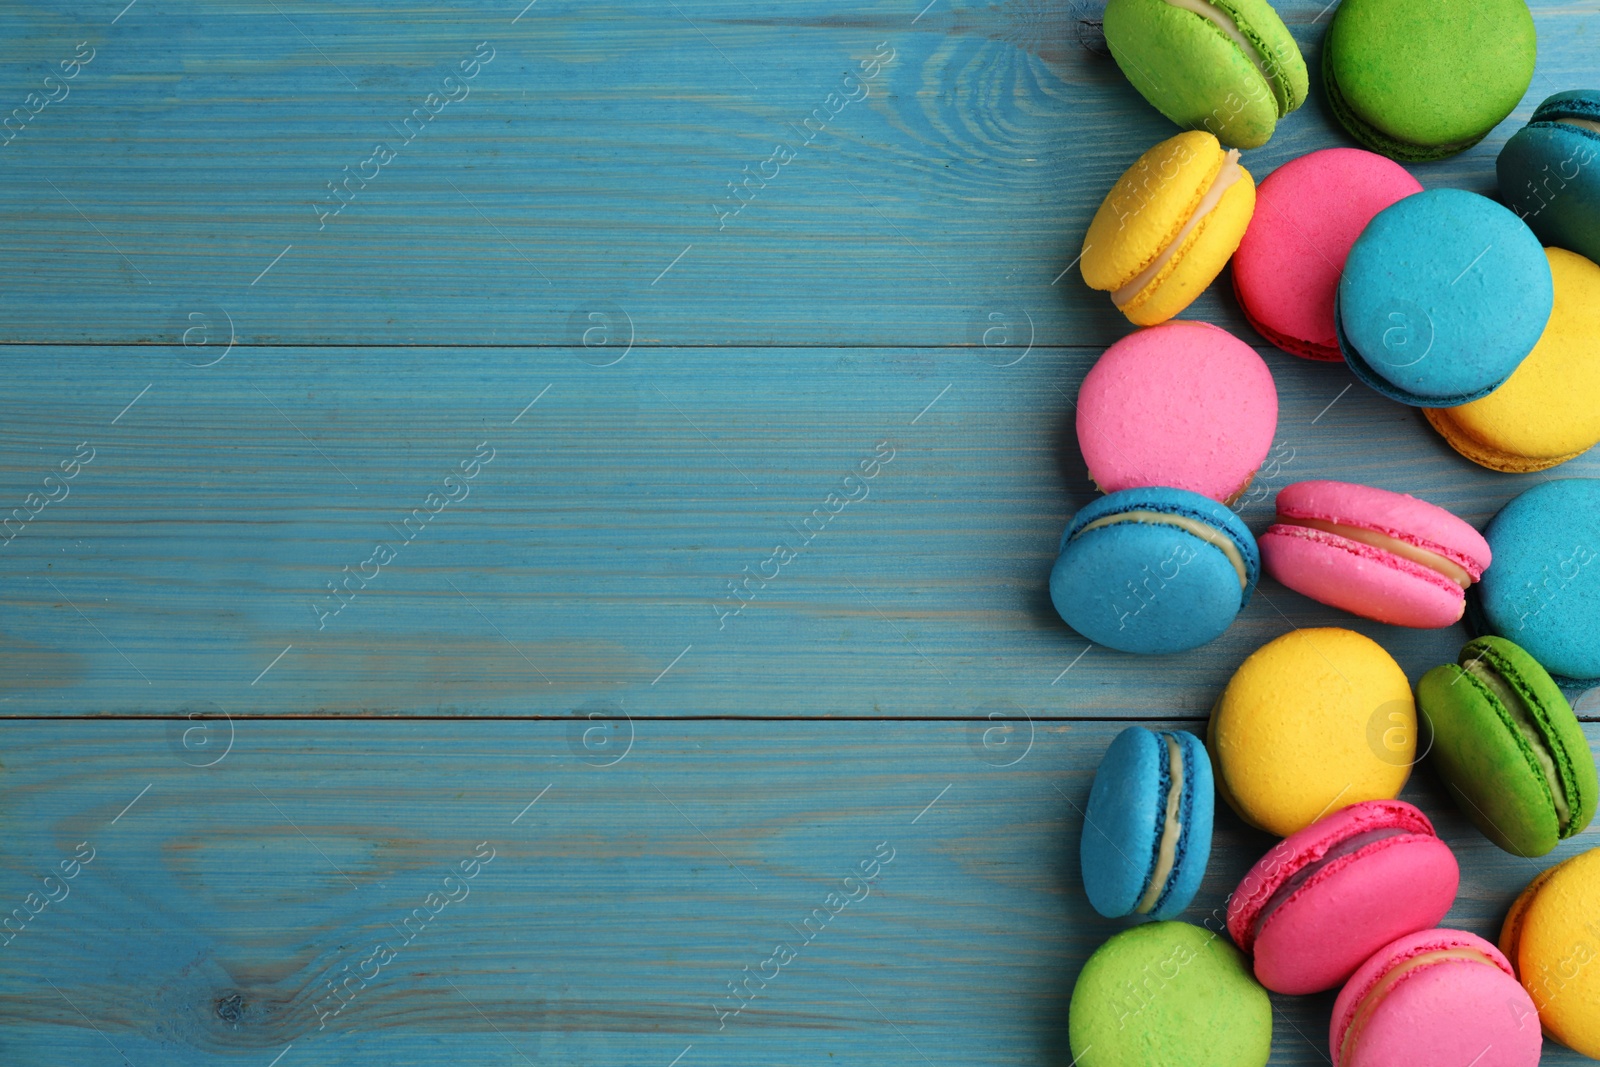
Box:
(1103, 0, 1308, 149)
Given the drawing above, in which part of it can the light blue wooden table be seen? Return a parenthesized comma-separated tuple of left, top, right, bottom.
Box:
(1, 1, 1597, 1063)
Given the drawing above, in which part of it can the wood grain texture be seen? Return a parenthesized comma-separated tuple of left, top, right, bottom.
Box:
(1, 344, 1595, 717)
(0, 719, 1595, 1066)
(0, 0, 1595, 347)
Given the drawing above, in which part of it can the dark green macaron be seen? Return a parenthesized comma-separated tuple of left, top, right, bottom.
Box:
(1323, 0, 1537, 162)
(1418, 636, 1599, 857)
(1104, 0, 1308, 149)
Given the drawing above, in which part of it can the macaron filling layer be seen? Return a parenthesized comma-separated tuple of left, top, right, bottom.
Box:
(1269, 515, 1474, 588)
(1338, 948, 1499, 1064)
(1075, 509, 1248, 589)
(1161, 0, 1282, 111)
(1135, 734, 1187, 915)
(1463, 657, 1572, 830)
(1558, 117, 1600, 135)
(1248, 826, 1411, 942)
(1111, 150, 1244, 308)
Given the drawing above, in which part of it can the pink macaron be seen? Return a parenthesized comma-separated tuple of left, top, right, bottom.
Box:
(1227, 800, 1459, 995)
(1331, 928, 1541, 1067)
(1261, 480, 1492, 628)
(1233, 148, 1423, 361)
(1075, 320, 1278, 503)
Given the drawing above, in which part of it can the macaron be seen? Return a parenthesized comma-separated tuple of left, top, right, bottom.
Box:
(1418, 637, 1598, 857)
(1050, 487, 1259, 655)
(1080, 131, 1256, 326)
(1209, 628, 1414, 836)
(1424, 247, 1600, 472)
(1500, 848, 1600, 1058)
(1101, 0, 1308, 150)
(1081, 727, 1214, 921)
(1260, 480, 1492, 628)
(1323, 0, 1538, 162)
(1330, 929, 1542, 1067)
(1227, 800, 1459, 994)
(1499, 90, 1600, 265)
(1232, 148, 1422, 361)
(1069, 921, 1271, 1067)
(1075, 321, 1278, 503)
(1337, 189, 1554, 407)
(1472, 479, 1600, 689)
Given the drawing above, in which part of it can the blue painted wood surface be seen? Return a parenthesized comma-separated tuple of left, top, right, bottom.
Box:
(3, 0, 1600, 1063)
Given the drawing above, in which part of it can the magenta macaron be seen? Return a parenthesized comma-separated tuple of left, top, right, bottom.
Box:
(1233, 148, 1423, 361)
(1075, 320, 1278, 503)
(1330, 929, 1541, 1067)
(1226, 800, 1459, 995)
(1261, 480, 1491, 628)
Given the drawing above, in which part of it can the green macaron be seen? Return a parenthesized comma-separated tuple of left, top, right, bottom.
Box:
(1418, 637, 1599, 858)
(1323, 0, 1537, 162)
(1103, 0, 1308, 150)
(1069, 922, 1271, 1067)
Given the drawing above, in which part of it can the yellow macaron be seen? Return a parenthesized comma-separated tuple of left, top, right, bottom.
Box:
(1208, 628, 1414, 836)
(1080, 131, 1256, 326)
(1499, 847, 1600, 1057)
(1425, 247, 1600, 472)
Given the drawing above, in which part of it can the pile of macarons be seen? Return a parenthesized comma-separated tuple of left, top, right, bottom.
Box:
(1049, 0, 1600, 1064)
(1072, 628, 1600, 1067)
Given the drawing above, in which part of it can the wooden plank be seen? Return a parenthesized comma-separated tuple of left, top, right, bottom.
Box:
(0, 0, 1592, 347)
(3, 345, 1595, 717)
(0, 719, 1594, 1065)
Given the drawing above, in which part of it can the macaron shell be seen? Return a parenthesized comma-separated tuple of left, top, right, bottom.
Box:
(1210, 628, 1414, 836)
(1273, 480, 1492, 577)
(1081, 727, 1166, 918)
(1331, 929, 1536, 1067)
(1102, 0, 1286, 150)
(1160, 730, 1215, 920)
(1069, 922, 1272, 1067)
(1262, 524, 1468, 627)
(1498, 96, 1600, 265)
(1504, 848, 1600, 1057)
(1233, 148, 1423, 359)
(1076, 321, 1278, 502)
(1498, 861, 1561, 963)
(1475, 479, 1600, 687)
(1082, 132, 1227, 293)
(1424, 248, 1600, 472)
(1324, 0, 1536, 158)
(1252, 832, 1459, 995)
(1338, 189, 1554, 407)
(1122, 169, 1255, 326)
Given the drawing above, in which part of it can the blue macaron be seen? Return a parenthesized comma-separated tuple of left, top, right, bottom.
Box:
(1049, 487, 1259, 655)
(1499, 91, 1600, 265)
(1470, 479, 1600, 690)
(1337, 188, 1554, 407)
(1081, 726, 1214, 921)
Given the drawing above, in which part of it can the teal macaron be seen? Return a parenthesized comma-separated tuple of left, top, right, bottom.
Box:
(1470, 478, 1600, 689)
(1418, 637, 1599, 857)
(1081, 727, 1214, 921)
(1323, 0, 1537, 162)
(1499, 90, 1600, 265)
(1050, 487, 1260, 655)
(1102, 0, 1308, 149)
(1337, 189, 1553, 407)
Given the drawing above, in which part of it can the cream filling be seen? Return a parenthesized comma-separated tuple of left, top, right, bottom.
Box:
(1075, 510, 1248, 589)
(1557, 117, 1600, 135)
(1135, 735, 1186, 915)
(1465, 658, 1571, 830)
(1340, 949, 1497, 1065)
(1111, 150, 1243, 308)
(1273, 516, 1474, 589)
(1163, 0, 1280, 102)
